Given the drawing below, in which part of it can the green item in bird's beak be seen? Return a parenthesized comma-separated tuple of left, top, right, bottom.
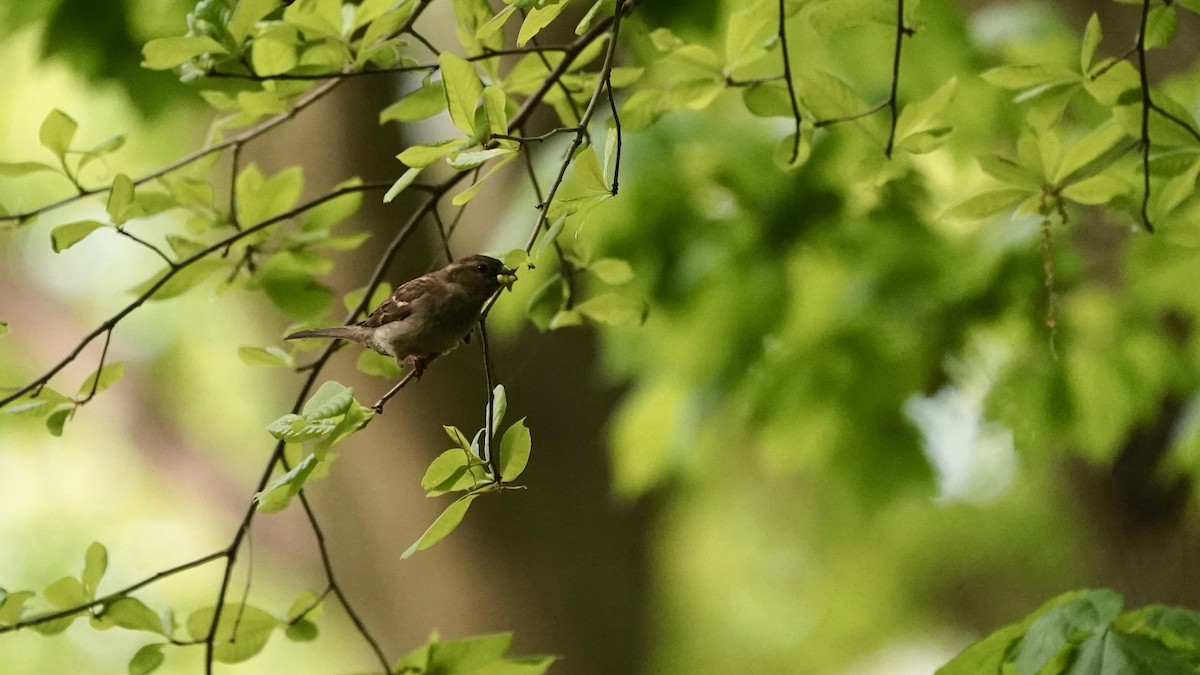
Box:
(497, 268, 518, 289)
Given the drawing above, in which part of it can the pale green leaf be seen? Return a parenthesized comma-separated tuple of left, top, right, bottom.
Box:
(384, 167, 423, 203)
(285, 619, 318, 642)
(39, 109, 78, 158)
(589, 258, 634, 285)
(0, 590, 35, 626)
(129, 260, 227, 300)
(440, 52, 483, 135)
(0, 161, 59, 177)
(303, 380, 354, 419)
(238, 346, 294, 368)
(499, 418, 531, 481)
(51, 220, 106, 253)
(107, 173, 137, 225)
(1060, 174, 1129, 205)
(96, 597, 165, 635)
(483, 85, 508, 136)
(43, 576, 89, 609)
(980, 64, 1078, 90)
(252, 30, 299, 77)
(1081, 14, 1102, 73)
(1145, 6, 1178, 50)
(421, 449, 476, 492)
(401, 493, 480, 558)
(381, 82, 448, 124)
(894, 78, 958, 142)
(304, 177, 363, 230)
(186, 604, 279, 664)
(82, 542, 107, 597)
(1053, 123, 1126, 183)
(942, 189, 1028, 220)
(577, 293, 647, 325)
(229, 0, 278, 43)
(128, 643, 166, 675)
(1160, 158, 1200, 213)
(517, 4, 567, 46)
(141, 36, 228, 70)
(491, 384, 507, 436)
(978, 155, 1041, 189)
(398, 140, 465, 168)
(77, 363, 125, 398)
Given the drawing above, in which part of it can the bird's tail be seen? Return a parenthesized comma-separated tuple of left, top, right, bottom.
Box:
(284, 326, 367, 343)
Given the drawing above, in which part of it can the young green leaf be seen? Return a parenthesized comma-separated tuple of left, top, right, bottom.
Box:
(491, 384, 507, 436)
(518, 4, 568, 46)
(1145, 5, 1178, 50)
(141, 36, 228, 70)
(302, 381, 354, 419)
(440, 52, 484, 136)
(942, 189, 1028, 220)
(77, 363, 125, 398)
(421, 449, 477, 493)
(107, 173, 137, 225)
(186, 604, 279, 664)
(401, 493, 481, 558)
(384, 167, 424, 203)
(82, 542, 107, 597)
(129, 259, 227, 301)
(1052, 123, 1125, 183)
(0, 590, 35, 626)
(238, 346, 294, 368)
(499, 418, 531, 481)
(0, 161, 59, 177)
(45, 407, 72, 437)
(228, 0, 278, 43)
(1060, 174, 1128, 205)
(128, 643, 166, 675)
(380, 82, 448, 124)
(39, 109, 78, 158)
(589, 258, 634, 285)
(51, 220, 107, 253)
(43, 576, 89, 609)
(94, 597, 166, 635)
(1081, 14, 1102, 74)
(577, 293, 648, 326)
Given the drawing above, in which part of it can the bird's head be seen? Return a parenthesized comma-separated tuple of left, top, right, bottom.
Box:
(447, 254, 518, 294)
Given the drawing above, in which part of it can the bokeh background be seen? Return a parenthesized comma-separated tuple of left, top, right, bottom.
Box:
(2, 1, 1200, 673)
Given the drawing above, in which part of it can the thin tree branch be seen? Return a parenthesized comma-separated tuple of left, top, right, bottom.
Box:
(884, 0, 906, 158)
(778, 0, 804, 163)
(1135, 0, 1155, 233)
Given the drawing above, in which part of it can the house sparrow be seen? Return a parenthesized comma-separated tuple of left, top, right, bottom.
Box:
(286, 255, 517, 378)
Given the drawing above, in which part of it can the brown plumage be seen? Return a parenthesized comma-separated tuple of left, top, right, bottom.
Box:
(286, 255, 516, 377)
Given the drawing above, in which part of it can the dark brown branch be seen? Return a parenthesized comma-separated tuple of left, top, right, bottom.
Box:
(884, 0, 906, 158)
(76, 328, 112, 405)
(115, 229, 176, 268)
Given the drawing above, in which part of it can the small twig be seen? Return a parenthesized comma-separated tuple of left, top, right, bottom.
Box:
(1135, 0, 1155, 232)
(492, 127, 578, 144)
(115, 229, 176, 268)
(777, 0, 804, 163)
(1088, 45, 1139, 80)
(372, 370, 418, 413)
(76, 328, 113, 405)
(480, 324, 500, 481)
(726, 74, 785, 87)
(884, 0, 906, 157)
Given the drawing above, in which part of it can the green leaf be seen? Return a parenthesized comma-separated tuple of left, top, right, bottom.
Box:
(284, 0, 344, 37)
(43, 576, 89, 609)
(128, 643, 166, 675)
(980, 64, 1078, 90)
(399, 139, 465, 168)
(303, 380, 354, 419)
(256, 453, 322, 512)
(285, 619, 319, 642)
(589, 258, 634, 285)
(82, 542, 107, 596)
(401, 493, 480, 558)
(39, 109, 78, 158)
(77, 363, 125, 398)
(252, 27, 300, 77)
(0, 161, 59, 177)
(1081, 14, 1102, 73)
(491, 384, 507, 436)
(46, 407, 72, 436)
(107, 174, 138, 225)
(451, 154, 516, 206)
(186, 604, 279, 664)
(1061, 174, 1128, 205)
(1160, 158, 1200, 213)
(517, 4, 567, 46)
(429, 632, 514, 671)
(445, 425, 473, 452)
(51, 220, 106, 253)
(577, 293, 648, 325)
(238, 346, 294, 368)
(1053, 123, 1126, 183)
(257, 254, 333, 320)
(1011, 589, 1123, 674)
(440, 52, 484, 135)
(237, 164, 303, 226)
(894, 78, 958, 143)
(141, 36, 228, 70)
(979, 155, 1041, 189)
(304, 177, 363, 230)
(287, 590, 324, 622)
(483, 86, 508, 136)
(130, 260, 226, 300)
(1145, 5, 1178, 50)
(942, 189, 1028, 220)
(448, 147, 514, 171)
(935, 623, 1026, 674)
(0, 590, 35, 626)
(384, 167, 424, 203)
(498, 418, 531, 481)
(228, 0, 277, 43)
(724, 2, 775, 73)
(96, 597, 166, 635)
(476, 5, 517, 40)
(381, 82, 448, 124)
(421, 449, 477, 492)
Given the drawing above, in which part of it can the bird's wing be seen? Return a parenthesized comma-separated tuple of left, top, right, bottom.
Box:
(358, 276, 430, 327)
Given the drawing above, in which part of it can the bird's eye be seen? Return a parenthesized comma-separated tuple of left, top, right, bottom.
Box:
(476, 263, 488, 273)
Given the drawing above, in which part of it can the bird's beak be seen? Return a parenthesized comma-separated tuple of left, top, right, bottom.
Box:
(497, 267, 518, 290)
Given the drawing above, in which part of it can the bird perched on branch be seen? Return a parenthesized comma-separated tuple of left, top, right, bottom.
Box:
(286, 254, 517, 379)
